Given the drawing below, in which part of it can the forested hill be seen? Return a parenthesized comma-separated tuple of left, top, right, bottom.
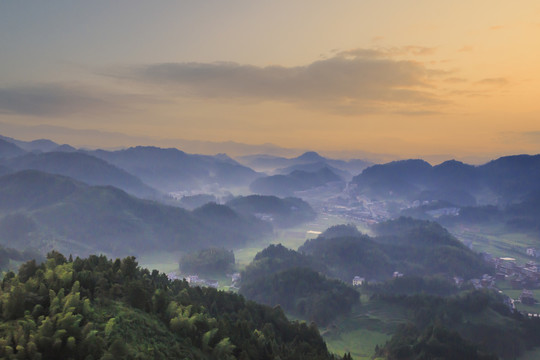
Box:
(240, 220, 489, 326)
(90, 146, 261, 192)
(240, 244, 358, 326)
(0, 138, 26, 159)
(0, 252, 347, 360)
(351, 154, 540, 205)
(226, 195, 316, 228)
(250, 167, 343, 197)
(0, 170, 271, 256)
(299, 218, 491, 281)
(0, 151, 157, 199)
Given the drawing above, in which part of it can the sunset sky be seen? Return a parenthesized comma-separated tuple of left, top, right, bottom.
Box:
(1, 1, 540, 162)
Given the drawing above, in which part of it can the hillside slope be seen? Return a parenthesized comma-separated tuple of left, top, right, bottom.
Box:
(0, 171, 271, 256)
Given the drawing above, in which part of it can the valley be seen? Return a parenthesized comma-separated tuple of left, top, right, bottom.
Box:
(0, 135, 539, 359)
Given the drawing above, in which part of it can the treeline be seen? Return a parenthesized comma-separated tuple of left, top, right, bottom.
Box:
(0, 171, 272, 257)
(0, 244, 42, 271)
(375, 323, 498, 360)
(239, 218, 490, 328)
(299, 218, 491, 281)
(0, 252, 349, 359)
(240, 244, 357, 325)
(226, 195, 316, 228)
(241, 267, 359, 326)
(437, 192, 540, 236)
(179, 247, 235, 276)
(372, 289, 540, 359)
(364, 275, 461, 297)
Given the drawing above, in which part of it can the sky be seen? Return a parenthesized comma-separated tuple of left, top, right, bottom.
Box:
(1, 1, 540, 162)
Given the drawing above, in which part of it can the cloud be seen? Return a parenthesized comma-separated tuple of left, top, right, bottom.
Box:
(443, 77, 468, 83)
(0, 83, 114, 117)
(498, 131, 540, 146)
(475, 77, 509, 86)
(338, 45, 436, 58)
(118, 48, 444, 115)
(515, 131, 540, 144)
(458, 46, 473, 53)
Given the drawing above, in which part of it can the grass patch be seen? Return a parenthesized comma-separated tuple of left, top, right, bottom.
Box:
(496, 280, 540, 314)
(451, 223, 539, 264)
(235, 214, 369, 269)
(324, 327, 389, 360)
(322, 297, 409, 359)
(138, 250, 183, 274)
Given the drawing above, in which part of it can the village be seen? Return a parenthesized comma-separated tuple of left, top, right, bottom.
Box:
(167, 271, 241, 290)
(349, 248, 540, 318)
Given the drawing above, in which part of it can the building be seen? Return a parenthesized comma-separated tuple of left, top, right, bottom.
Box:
(186, 275, 200, 284)
(231, 272, 241, 283)
(352, 276, 365, 286)
(527, 248, 538, 258)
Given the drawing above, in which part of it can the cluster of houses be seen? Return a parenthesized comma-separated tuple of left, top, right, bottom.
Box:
(185, 275, 219, 288)
(166, 270, 242, 290)
(351, 271, 403, 287)
(350, 254, 538, 314)
(229, 272, 241, 290)
(467, 274, 497, 289)
(166, 273, 220, 288)
(482, 253, 540, 291)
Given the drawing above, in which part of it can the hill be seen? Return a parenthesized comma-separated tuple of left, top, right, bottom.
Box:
(250, 167, 343, 197)
(0, 151, 157, 198)
(240, 244, 357, 325)
(240, 267, 359, 326)
(0, 138, 26, 159)
(299, 218, 490, 281)
(0, 252, 344, 359)
(241, 244, 327, 285)
(369, 289, 540, 359)
(0, 135, 61, 152)
(0, 171, 271, 256)
(351, 154, 540, 206)
(238, 151, 372, 176)
(226, 195, 316, 228)
(275, 161, 351, 180)
(90, 146, 261, 192)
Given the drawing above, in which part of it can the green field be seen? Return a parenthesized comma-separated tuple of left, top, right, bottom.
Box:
(139, 213, 368, 273)
(450, 223, 539, 264)
(325, 327, 388, 360)
(235, 214, 370, 269)
(138, 250, 183, 274)
(321, 296, 409, 359)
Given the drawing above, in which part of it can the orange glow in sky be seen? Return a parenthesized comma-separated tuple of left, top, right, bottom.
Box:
(1, 1, 539, 162)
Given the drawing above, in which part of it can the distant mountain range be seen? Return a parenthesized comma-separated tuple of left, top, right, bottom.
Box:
(351, 155, 540, 206)
(250, 167, 343, 197)
(0, 151, 158, 199)
(0, 170, 271, 256)
(89, 146, 261, 192)
(226, 195, 316, 228)
(0, 134, 74, 153)
(237, 151, 372, 176)
(0, 138, 26, 159)
(2, 133, 540, 210)
(0, 135, 263, 195)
